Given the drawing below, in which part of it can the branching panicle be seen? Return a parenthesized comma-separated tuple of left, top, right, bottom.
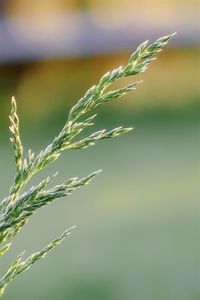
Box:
(0, 226, 76, 296)
(0, 34, 174, 296)
(9, 96, 23, 175)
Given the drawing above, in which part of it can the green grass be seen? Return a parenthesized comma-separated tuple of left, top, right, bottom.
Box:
(0, 34, 175, 296)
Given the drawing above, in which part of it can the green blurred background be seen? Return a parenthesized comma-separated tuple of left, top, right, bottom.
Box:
(0, 1, 199, 299)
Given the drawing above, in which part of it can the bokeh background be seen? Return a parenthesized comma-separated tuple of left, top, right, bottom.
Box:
(0, 1, 199, 300)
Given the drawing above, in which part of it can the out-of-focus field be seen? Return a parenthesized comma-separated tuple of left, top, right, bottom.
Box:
(0, 0, 199, 296)
(0, 116, 199, 300)
(0, 45, 199, 299)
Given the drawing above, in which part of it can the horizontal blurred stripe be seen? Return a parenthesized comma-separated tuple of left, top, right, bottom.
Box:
(0, 7, 198, 63)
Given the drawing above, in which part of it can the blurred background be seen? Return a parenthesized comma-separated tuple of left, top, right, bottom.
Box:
(0, 1, 199, 300)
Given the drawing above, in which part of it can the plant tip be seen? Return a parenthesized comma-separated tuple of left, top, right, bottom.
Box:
(95, 169, 103, 174)
(69, 225, 77, 231)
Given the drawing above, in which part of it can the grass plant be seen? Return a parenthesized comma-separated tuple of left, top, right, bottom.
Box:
(0, 33, 175, 296)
